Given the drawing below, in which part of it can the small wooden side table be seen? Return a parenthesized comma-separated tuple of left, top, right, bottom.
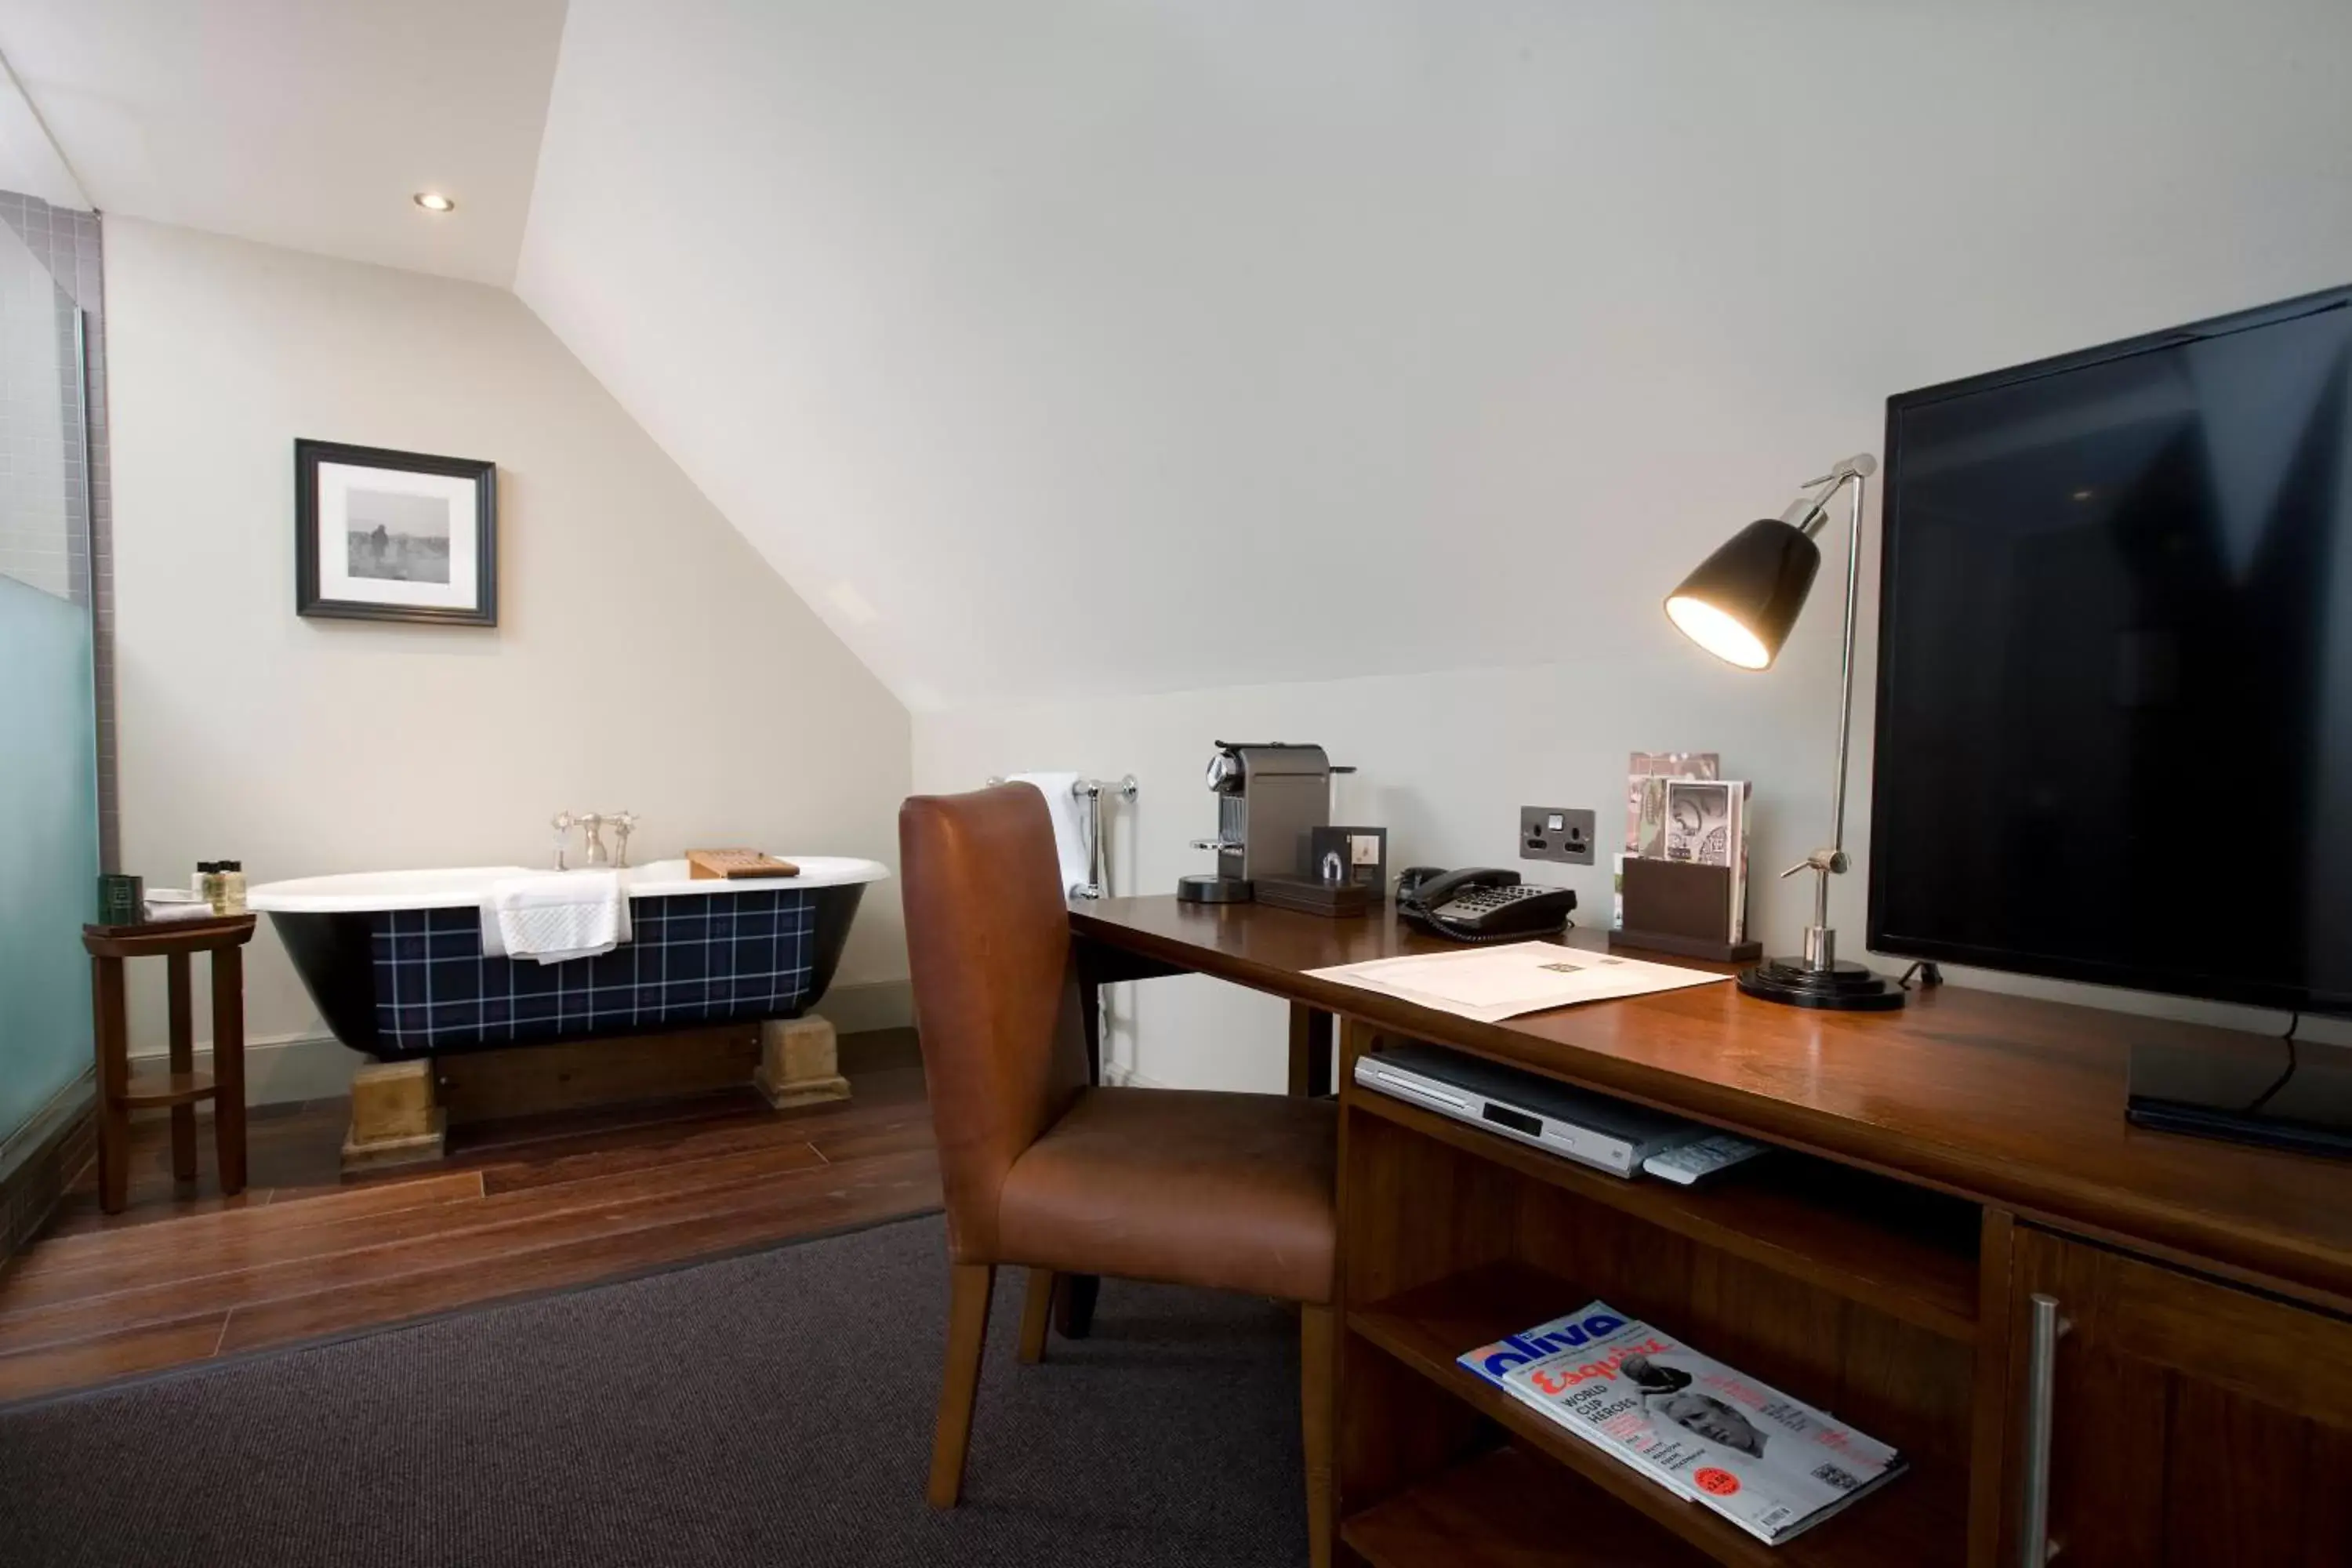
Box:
(82, 914, 257, 1214)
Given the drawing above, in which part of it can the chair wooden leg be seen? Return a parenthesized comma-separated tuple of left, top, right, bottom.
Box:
(1018, 1267, 1058, 1365)
(1056, 1272, 1100, 1338)
(928, 1261, 996, 1508)
(1301, 1302, 1337, 1568)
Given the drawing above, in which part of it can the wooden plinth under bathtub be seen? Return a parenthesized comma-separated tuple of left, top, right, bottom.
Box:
(339, 1014, 851, 1173)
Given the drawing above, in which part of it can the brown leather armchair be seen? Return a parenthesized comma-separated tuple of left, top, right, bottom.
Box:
(899, 784, 1337, 1565)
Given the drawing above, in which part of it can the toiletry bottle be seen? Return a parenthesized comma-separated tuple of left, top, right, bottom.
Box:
(217, 861, 248, 914)
(194, 862, 220, 913)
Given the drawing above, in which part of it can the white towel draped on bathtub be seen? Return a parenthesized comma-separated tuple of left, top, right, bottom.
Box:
(480, 869, 633, 964)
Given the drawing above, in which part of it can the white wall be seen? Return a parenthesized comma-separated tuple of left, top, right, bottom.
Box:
(107, 219, 913, 1098)
(519, 0, 2352, 715)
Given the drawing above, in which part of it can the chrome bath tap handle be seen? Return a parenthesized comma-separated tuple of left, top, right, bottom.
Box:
(578, 813, 611, 868)
(609, 811, 637, 869)
(550, 811, 577, 872)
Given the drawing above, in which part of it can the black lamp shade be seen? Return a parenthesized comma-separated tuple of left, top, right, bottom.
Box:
(1664, 518, 1822, 670)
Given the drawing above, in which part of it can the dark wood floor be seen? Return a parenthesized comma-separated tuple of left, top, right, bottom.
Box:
(0, 1029, 941, 1404)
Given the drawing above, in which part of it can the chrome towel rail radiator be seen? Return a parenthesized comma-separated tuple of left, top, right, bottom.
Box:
(985, 775, 1138, 900)
(988, 774, 1140, 1084)
(1069, 775, 1138, 900)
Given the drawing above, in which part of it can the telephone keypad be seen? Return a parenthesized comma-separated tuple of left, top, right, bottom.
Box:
(1435, 884, 1548, 918)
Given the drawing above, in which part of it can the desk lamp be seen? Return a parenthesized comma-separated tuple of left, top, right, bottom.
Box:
(1664, 453, 1902, 1011)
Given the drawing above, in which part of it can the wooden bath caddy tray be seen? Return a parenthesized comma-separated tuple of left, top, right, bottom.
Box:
(686, 849, 802, 880)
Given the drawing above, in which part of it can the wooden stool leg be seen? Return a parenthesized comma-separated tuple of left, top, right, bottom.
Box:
(1018, 1267, 1058, 1365)
(1301, 1302, 1336, 1568)
(91, 955, 130, 1214)
(928, 1262, 996, 1508)
(210, 945, 247, 1196)
(165, 953, 198, 1182)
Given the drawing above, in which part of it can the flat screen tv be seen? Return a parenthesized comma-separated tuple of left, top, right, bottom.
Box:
(1871, 286, 2352, 1017)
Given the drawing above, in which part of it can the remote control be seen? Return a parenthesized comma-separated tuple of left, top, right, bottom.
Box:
(1642, 1131, 1770, 1185)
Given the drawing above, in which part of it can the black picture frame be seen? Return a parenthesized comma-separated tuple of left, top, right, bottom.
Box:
(295, 438, 498, 626)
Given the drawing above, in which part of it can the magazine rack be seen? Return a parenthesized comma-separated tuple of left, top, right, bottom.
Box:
(1610, 857, 1762, 964)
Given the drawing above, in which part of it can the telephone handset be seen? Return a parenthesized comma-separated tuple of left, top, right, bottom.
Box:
(1396, 866, 1578, 943)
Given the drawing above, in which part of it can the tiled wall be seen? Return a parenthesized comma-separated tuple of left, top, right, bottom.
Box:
(0, 191, 114, 870)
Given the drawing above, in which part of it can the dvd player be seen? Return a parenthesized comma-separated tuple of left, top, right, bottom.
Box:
(1353, 1041, 1697, 1178)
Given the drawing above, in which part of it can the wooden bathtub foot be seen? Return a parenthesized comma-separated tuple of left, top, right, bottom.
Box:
(342, 1059, 448, 1173)
(756, 1015, 851, 1109)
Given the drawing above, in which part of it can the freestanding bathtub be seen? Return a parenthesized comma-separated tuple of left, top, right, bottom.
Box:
(249, 858, 887, 1062)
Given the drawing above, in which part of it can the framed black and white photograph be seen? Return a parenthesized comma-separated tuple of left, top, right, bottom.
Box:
(295, 439, 497, 626)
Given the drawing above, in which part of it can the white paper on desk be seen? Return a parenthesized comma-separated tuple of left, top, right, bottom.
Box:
(1308, 942, 1729, 1022)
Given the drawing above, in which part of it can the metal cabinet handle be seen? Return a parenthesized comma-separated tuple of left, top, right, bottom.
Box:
(2020, 1292, 2071, 1564)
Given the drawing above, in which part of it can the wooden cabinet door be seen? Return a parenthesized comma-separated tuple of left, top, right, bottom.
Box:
(2003, 1227, 2352, 1566)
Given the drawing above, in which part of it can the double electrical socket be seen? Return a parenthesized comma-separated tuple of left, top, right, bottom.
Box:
(1519, 806, 1596, 865)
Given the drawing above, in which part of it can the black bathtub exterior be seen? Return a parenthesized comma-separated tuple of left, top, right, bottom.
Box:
(270, 883, 866, 1062)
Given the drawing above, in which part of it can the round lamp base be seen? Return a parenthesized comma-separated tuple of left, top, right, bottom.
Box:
(1737, 956, 1906, 1011)
(1177, 874, 1254, 905)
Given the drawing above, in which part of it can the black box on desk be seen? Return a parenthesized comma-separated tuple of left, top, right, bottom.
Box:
(1308, 826, 1388, 901)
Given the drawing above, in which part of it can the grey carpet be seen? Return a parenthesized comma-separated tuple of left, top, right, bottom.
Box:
(0, 1215, 1309, 1566)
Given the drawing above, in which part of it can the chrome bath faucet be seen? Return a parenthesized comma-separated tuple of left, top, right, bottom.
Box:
(550, 811, 639, 870)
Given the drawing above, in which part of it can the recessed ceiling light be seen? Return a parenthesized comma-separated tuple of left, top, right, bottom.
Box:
(412, 191, 456, 213)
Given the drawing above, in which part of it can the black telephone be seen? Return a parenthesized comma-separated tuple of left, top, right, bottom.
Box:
(1396, 866, 1578, 943)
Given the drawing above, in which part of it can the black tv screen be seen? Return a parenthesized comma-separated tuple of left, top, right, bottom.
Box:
(1871, 287, 2352, 1014)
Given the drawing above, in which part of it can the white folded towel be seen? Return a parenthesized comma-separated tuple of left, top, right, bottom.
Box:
(481, 869, 633, 964)
(1005, 771, 1089, 898)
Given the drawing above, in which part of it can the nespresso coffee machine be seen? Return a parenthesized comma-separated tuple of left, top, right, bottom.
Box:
(1178, 741, 1338, 904)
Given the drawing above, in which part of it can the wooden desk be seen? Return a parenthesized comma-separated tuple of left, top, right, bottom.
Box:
(1073, 895, 2352, 1568)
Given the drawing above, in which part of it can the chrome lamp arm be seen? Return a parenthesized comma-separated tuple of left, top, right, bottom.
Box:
(1780, 453, 1872, 971)
(1662, 450, 1902, 1010)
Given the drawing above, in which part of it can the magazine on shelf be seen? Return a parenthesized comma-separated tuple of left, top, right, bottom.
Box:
(1457, 1301, 1906, 1544)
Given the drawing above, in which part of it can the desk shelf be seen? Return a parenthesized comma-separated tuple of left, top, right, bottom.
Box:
(1341, 1443, 1715, 1567)
(1348, 1085, 1980, 1341)
(1350, 1263, 1969, 1568)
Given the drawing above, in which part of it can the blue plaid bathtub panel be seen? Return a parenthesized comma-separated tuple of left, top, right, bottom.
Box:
(369, 890, 818, 1054)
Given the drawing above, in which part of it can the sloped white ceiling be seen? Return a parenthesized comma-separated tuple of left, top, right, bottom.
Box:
(0, 0, 565, 284)
(516, 0, 2352, 712)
